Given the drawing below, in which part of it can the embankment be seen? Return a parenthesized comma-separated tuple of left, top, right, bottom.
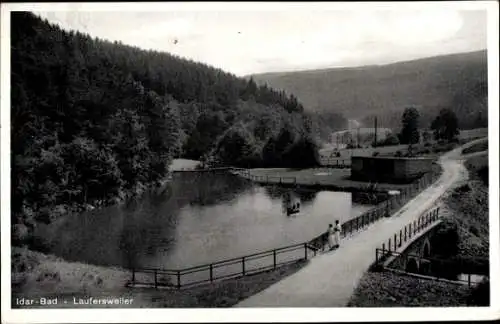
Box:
(348, 149, 490, 307)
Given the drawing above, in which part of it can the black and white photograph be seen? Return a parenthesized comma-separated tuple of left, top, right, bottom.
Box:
(1, 1, 499, 323)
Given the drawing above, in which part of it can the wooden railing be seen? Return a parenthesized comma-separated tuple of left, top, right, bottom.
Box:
(128, 242, 316, 289)
(307, 171, 440, 252)
(130, 168, 440, 289)
(371, 206, 490, 288)
(232, 165, 439, 192)
(375, 207, 441, 263)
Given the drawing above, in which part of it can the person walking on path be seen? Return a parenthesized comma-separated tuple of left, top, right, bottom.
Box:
(327, 224, 335, 250)
(334, 220, 341, 248)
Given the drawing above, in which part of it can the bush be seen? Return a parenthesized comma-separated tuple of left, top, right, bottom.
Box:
(372, 151, 380, 157)
(395, 151, 402, 157)
(12, 224, 30, 245)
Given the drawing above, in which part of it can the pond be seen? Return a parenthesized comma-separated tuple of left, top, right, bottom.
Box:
(34, 171, 374, 270)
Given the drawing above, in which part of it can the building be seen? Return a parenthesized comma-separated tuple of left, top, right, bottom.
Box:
(351, 156, 434, 183)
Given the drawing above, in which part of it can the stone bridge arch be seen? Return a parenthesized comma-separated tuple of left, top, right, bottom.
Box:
(403, 237, 432, 274)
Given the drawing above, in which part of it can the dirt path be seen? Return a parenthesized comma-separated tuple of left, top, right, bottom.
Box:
(235, 139, 485, 307)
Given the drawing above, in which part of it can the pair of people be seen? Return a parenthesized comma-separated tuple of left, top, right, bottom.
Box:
(328, 220, 341, 250)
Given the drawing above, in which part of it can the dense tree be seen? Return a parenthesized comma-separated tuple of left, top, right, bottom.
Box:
(430, 108, 460, 142)
(11, 12, 328, 235)
(399, 107, 421, 145)
(210, 125, 258, 168)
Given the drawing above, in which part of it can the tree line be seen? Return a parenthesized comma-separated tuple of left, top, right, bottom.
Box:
(11, 13, 328, 238)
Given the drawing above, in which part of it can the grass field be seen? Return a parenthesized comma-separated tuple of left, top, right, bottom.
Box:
(246, 166, 440, 192)
(462, 138, 488, 155)
(459, 128, 488, 141)
(320, 128, 488, 162)
(12, 247, 307, 308)
(169, 158, 201, 171)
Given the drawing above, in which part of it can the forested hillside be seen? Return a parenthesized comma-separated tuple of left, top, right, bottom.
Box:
(11, 12, 325, 235)
(252, 50, 488, 130)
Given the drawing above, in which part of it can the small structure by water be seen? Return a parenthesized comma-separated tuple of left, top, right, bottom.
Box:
(351, 156, 433, 182)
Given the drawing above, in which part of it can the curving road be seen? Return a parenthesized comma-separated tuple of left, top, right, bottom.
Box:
(235, 138, 486, 307)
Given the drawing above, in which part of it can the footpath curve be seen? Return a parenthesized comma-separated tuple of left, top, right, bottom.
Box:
(235, 138, 485, 307)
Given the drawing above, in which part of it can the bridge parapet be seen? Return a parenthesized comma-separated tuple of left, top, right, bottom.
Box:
(374, 206, 489, 286)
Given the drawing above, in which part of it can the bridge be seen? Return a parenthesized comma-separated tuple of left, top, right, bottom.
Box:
(234, 138, 484, 307)
(375, 210, 489, 287)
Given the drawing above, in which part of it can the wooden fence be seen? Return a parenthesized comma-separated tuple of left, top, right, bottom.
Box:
(375, 207, 441, 260)
(319, 158, 351, 168)
(307, 171, 440, 252)
(129, 168, 440, 289)
(128, 242, 316, 289)
(371, 205, 489, 287)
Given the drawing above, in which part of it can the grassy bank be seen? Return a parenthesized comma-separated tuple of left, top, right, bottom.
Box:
(245, 164, 441, 193)
(348, 148, 489, 307)
(347, 271, 471, 307)
(12, 247, 307, 308)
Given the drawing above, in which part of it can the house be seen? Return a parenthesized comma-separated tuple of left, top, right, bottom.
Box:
(351, 156, 434, 183)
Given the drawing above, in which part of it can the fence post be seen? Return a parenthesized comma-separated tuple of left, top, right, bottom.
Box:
(242, 257, 246, 275)
(468, 273, 471, 287)
(409, 223, 412, 238)
(394, 234, 397, 250)
(132, 268, 135, 285)
(382, 243, 385, 255)
(154, 270, 158, 289)
(304, 243, 308, 260)
(404, 226, 407, 241)
(210, 264, 214, 282)
(177, 270, 181, 289)
(388, 238, 391, 252)
(272, 249, 277, 269)
(375, 249, 379, 265)
(399, 230, 402, 247)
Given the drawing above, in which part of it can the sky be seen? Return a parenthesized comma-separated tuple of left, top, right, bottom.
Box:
(34, 6, 488, 76)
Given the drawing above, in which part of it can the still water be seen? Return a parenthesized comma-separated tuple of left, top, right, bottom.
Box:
(35, 172, 373, 270)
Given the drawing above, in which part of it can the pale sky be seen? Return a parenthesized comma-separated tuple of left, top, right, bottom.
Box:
(34, 7, 487, 76)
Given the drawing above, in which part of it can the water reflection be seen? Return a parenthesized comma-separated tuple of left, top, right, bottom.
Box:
(34, 172, 374, 270)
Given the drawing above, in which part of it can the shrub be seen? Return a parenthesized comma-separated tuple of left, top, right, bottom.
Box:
(372, 151, 380, 157)
(12, 224, 29, 246)
(395, 151, 402, 157)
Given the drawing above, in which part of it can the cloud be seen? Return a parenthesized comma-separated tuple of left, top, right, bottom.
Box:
(35, 9, 485, 76)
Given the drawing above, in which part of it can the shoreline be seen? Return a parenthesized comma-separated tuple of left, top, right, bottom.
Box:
(11, 246, 308, 308)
